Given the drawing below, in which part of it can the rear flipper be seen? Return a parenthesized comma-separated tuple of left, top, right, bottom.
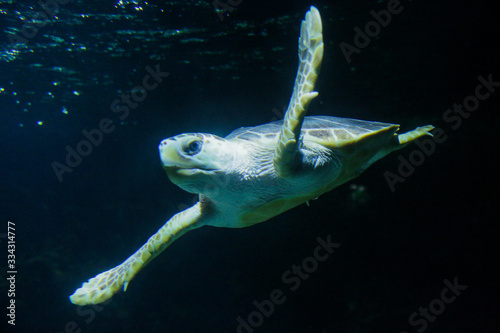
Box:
(397, 125, 435, 146)
(361, 125, 435, 170)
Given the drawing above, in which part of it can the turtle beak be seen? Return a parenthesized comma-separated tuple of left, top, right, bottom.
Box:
(159, 139, 189, 168)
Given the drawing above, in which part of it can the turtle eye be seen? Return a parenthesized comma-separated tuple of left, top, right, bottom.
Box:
(184, 140, 202, 155)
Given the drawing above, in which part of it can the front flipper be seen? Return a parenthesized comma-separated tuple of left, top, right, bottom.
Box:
(274, 6, 324, 177)
(69, 203, 205, 305)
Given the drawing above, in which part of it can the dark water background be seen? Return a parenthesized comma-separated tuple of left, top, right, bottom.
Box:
(0, 0, 498, 332)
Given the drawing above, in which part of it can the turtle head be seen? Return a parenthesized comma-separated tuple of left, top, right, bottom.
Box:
(159, 133, 234, 194)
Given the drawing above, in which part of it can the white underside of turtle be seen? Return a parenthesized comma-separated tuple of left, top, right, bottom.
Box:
(70, 6, 434, 305)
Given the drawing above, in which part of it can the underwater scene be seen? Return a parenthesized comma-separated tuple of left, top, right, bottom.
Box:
(0, 0, 498, 332)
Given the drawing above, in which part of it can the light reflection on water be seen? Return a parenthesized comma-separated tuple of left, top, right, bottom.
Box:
(0, 1, 295, 129)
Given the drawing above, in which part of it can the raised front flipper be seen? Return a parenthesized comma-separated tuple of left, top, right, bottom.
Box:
(69, 203, 205, 305)
(274, 6, 324, 177)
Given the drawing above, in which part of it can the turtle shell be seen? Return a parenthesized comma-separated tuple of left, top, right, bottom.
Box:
(226, 115, 399, 149)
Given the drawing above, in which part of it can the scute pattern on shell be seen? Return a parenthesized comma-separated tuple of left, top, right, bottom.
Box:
(225, 115, 396, 148)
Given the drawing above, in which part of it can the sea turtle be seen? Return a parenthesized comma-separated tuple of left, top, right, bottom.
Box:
(70, 6, 434, 305)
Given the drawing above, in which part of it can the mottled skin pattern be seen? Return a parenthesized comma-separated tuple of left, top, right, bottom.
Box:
(69, 7, 434, 305)
(274, 7, 324, 177)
